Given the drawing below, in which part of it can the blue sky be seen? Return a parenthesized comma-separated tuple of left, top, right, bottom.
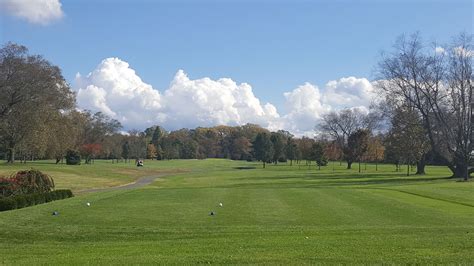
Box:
(0, 0, 472, 134)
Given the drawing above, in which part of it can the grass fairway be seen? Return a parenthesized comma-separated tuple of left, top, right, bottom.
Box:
(0, 159, 473, 264)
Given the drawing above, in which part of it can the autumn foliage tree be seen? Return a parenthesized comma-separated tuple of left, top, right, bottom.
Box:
(81, 143, 102, 164)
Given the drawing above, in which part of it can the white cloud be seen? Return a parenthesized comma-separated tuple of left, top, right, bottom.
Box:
(435, 46, 445, 54)
(75, 58, 376, 136)
(278, 77, 375, 136)
(280, 83, 330, 136)
(163, 69, 279, 129)
(75, 58, 279, 131)
(0, 0, 64, 25)
(76, 58, 164, 129)
(323, 76, 375, 109)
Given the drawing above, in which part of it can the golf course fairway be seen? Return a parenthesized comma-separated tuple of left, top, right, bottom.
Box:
(0, 159, 472, 264)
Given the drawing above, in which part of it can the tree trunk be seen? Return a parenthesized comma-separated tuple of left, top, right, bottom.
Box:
(347, 161, 352, 169)
(358, 161, 361, 173)
(263, 161, 265, 168)
(450, 162, 472, 180)
(407, 163, 410, 176)
(375, 161, 378, 171)
(7, 149, 15, 163)
(448, 162, 471, 180)
(415, 156, 426, 175)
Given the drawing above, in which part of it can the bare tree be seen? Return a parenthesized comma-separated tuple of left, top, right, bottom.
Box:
(318, 108, 376, 169)
(377, 33, 473, 180)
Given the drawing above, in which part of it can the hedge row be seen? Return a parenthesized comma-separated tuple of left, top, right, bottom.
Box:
(0, 189, 74, 212)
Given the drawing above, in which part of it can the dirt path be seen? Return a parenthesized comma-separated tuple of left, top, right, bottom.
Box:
(77, 173, 169, 194)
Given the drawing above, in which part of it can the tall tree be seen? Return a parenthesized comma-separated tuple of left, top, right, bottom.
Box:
(310, 142, 327, 170)
(0, 43, 75, 163)
(386, 107, 429, 176)
(146, 143, 157, 159)
(365, 135, 385, 171)
(252, 132, 274, 168)
(285, 137, 299, 166)
(121, 141, 130, 162)
(270, 131, 288, 163)
(345, 129, 370, 172)
(377, 33, 473, 179)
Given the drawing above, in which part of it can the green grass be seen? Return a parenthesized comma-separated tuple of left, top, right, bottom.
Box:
(0, 159, 473, 264)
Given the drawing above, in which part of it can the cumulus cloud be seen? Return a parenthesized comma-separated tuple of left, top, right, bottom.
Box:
(280, 83, 330, 135)
(76, 58, 164, 129)
(75, 58, 376, 136)
(75, 58, 279, 131)
(322, 76, 375, 110)
(278, 77, 375, 136)
(0, 0, 64, 25)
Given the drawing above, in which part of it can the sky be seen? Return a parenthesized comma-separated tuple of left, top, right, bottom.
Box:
(0, 0, 472, 135)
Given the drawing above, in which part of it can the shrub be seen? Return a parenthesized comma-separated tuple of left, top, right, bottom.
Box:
(66, 149, 81, 165)
(44, 193, 52, 203)
(55, 189, 74, 199)
(12, 169, 55, 194)
(33, 193, 45, 204)
(0, 177, 18, 197)
(49, 190, 59, 200)
(0, 190, 75, 212)
(11, 195, 27, 208)
(56, 190, 65, 199)
(0, 197, 17, 211)
(23, 194, 36, 206)
(64, 189, 74, 198)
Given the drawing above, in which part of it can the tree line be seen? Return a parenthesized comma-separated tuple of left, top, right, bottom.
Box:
(0, 32, 471, 179)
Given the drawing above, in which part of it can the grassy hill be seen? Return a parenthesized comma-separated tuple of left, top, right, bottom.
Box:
(0, 159, 472, 264)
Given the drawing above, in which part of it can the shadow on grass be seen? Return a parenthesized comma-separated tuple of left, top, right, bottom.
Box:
(234, 166, 257, 170)
(218, 175, 452, 189)
(236, 171, 430, 181)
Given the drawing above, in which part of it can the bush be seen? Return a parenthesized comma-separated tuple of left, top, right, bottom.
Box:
(44, 192, 53, 202)
(0, 197, 17, 211)
(65, 189, 74, 198)
(55, 189, 74, 199)
(66, 149, 81, 165)
(56, 190, 65, 199)
(12, 169, 55, 194)
(49, 190, 59, 200)
(33, 193, 45, 204)
(0, 177, 18, 197)
(0, 189, 75, 212)
(23, 194, 36, 206)
(11, 195, 27, 208)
